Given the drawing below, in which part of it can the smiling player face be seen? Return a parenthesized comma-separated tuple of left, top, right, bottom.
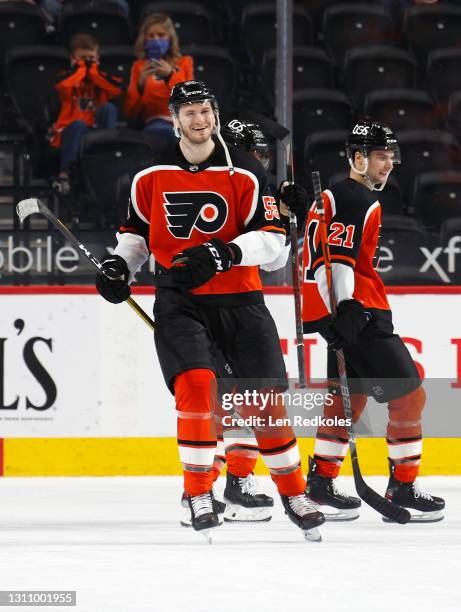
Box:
(176, 101, 216, 145)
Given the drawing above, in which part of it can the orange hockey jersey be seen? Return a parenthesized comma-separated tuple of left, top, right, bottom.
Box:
(119, 141, 285, 301)
(302, 177, 390, 333)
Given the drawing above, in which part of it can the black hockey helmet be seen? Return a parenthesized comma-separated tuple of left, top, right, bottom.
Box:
(168, 79, 218, 117)
(221, 119, 269, 155)
(346, 120, 401, 165)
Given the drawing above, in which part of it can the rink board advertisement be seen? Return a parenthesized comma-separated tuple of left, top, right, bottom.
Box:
(0, 287, 460, 475)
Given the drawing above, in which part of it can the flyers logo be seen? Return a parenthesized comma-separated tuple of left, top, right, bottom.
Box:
(163, 191, 228, 239)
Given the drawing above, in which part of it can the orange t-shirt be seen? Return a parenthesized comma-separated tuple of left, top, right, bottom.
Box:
(123, 55, 193, 123)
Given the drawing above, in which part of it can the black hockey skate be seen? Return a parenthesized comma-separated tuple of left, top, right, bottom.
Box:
(280, 492, 325, 542)
(223, 472, 274, 522)
(383, 461, 445, 523)
(306, 456, 361, 521)
(186, 491, 221, 543)
(180, 490, 225, 528)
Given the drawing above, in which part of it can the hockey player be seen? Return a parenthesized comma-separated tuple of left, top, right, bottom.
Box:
(302, 120, 445, 522)
(95, 80, 325, 539)
(190, 117, 307, 523)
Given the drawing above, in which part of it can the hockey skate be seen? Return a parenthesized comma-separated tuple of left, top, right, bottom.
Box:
(306, 456, 361, 521)
(184, 491, 221, 543)
(223, 472, 274, 522)
(280, 492, 325, 542)
(180, 490, 225, 528)
(383, 462, 445, 523)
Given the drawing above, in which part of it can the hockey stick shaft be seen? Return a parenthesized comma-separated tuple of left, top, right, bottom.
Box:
(311, 172, 410, 524)
(16, 198, 155, 331)
(283, 140, 306, 388)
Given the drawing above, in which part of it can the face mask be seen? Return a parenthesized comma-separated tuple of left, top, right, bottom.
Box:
(145, 38, 170, 61)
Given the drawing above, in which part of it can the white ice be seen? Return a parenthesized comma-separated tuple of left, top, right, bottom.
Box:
(0, 476, 458, 612)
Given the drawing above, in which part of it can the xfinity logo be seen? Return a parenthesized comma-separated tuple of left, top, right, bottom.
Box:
(420, 236, 461, 283)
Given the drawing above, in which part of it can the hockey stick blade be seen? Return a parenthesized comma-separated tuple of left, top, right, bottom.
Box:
(311, 171, 411, 525)
(16, 197, 42, 224)
(355, 472, 411, 524)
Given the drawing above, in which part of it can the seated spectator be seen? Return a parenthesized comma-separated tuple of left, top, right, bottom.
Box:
(124, 13, 193, 142)
(48, 33, 123, 194)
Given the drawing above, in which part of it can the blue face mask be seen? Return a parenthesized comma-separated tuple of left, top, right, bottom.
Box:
(145, 38, 170, 61)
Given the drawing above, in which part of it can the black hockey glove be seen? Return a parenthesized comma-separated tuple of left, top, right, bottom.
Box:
(95, 254, 131, 304)
(323, 299, 371, 351)
(170, 238, 241, 289)
(276, 182, 308, 230)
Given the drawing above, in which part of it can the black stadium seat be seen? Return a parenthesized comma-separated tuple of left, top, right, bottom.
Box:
(304, 130, 349, 186)
(403, 4, 461, 63)
(427, 49, 461, 106)
(99, 45, 136, 92)
(440, 215, 461, 245)
(323, 3, 394, 65)
(5, 45, 69, 127)
(78, 129, 163, 227)
(141, 2, 214, 45)
(0, 2, 46, 69)
(182, 45, 236, 114)
(395, 131, 461, 207)
(293, 89, 353, 159)
(58, 1, 131, 46)
(447, 92, 461, 141)
(412, 171, 461, 230)
(262, 47, 335, 103)
(364, 89, 437, 131)
(241, 4, 313, 66)
(343, 46, 417, 108)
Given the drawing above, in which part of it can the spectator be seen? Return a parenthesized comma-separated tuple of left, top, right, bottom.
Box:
(49, 33, 122, 194)
(124, 13, 193, 142)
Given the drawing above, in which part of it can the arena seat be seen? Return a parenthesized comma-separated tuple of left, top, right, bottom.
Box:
(364, 89, 437, 131)
(412, 171, 461, 230)
(293, 89, 353, 159)
(323, 3, 394, 65)
(427, 49, 461, 106)
(262, 47, 335, 104)
(403, 4, 461, 63)
(0, 2, 46, 73)
(394, 131, 460, 206)
(78, 129, 165, 227)
(241, 4, 312, 66)
(58, 1, 131, 46)
(99, 45, 136, 92)
(343, 46, 417, 108)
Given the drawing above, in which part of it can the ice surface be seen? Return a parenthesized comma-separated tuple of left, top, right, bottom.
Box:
(0, 476, 458, 612)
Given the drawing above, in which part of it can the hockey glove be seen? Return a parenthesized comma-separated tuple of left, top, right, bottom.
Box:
(170, 238, 240, 289)
(95, 254, 131, 304)
(324, 299, 371, 351)
(276, 182, 308, 230)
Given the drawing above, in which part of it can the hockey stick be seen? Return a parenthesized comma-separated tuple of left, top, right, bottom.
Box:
(283, 138, 306, 388)
(311, 172, 411, 524)
(16, 198, 155, 331)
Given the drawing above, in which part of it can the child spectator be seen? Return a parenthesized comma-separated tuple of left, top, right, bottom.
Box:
(49, 33, 122, 194)
(124, 13, 193, 142)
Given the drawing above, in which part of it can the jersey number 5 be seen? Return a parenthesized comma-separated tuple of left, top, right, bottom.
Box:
(328, 222, 355, 248)
(263, 196, 280, 221)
